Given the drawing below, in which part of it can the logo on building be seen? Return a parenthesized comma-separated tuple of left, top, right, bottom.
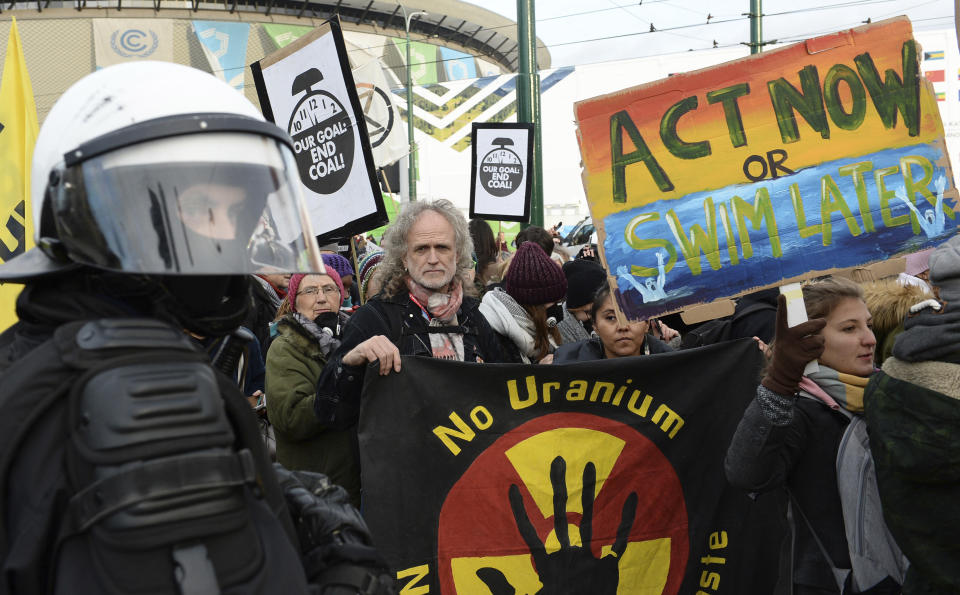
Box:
(110, 29, 159, 58)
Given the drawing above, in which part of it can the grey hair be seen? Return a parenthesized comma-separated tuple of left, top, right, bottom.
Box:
(379, 199, 476, 297)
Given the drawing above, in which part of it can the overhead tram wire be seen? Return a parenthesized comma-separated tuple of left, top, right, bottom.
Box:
(268, 0, 919, 72)
(24, 0, 949, 99)
(601, 0, 716, 46)
(774, 13, 953, 43)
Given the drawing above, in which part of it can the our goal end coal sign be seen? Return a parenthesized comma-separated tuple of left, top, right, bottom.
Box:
(470, 122, 534, 223)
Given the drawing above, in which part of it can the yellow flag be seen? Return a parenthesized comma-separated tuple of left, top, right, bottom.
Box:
(0, 18, 39, 333)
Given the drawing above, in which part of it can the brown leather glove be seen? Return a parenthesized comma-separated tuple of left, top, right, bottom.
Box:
(762, 294, 826, 396)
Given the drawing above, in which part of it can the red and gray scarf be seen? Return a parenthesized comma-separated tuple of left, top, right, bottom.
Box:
(406, 278, 465, 360)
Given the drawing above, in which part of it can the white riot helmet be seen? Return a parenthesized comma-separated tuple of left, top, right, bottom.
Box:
(0, 61, 323, 280)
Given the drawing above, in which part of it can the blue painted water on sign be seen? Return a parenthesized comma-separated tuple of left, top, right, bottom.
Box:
(604, 143, 956, 319)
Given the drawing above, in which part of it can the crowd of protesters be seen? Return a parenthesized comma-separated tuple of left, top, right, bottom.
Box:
(244, 197, 959, 595)
(2, 60, 957, 595)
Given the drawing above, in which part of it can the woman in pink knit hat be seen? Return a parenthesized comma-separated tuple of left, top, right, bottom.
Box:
(265, 269, 361, 506)
(478, 242, 568, 363)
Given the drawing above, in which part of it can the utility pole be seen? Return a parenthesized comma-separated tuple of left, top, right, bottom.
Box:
(749, 0, 762, 54)
(516, 0, 543, 227)
(403, 7, 427, 201)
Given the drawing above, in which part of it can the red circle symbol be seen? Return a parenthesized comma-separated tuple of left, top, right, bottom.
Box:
(437, 412, 689, 594)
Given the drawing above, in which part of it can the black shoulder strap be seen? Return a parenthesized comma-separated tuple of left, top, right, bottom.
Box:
(786, 489, 851, 593)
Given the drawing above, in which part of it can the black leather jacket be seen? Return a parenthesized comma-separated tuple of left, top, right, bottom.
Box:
(314, 291, 504, 429)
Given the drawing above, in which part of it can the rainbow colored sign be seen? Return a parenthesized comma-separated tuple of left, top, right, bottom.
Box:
(575, 18, 957, 320)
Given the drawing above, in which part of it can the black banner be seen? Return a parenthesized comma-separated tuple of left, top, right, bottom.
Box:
(360, 339, 784, 594)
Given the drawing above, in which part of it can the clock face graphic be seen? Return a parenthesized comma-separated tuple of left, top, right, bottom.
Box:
(288, 68, 355, 195)
(479, 137, 524, 198)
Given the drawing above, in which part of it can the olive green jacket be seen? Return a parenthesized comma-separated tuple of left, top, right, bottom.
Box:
(266, 315, 360, 506)
(865, 358, 960, 594)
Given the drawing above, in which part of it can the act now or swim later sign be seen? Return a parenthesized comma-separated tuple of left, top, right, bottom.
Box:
(575, 17, 958, 321)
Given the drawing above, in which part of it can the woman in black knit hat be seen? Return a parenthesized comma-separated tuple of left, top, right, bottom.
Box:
(478, 242, 567, 363)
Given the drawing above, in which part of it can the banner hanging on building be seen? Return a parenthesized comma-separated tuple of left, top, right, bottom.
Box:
(360, 341, 782, 594)
(575, 17, 958, 321)
(93, 19, 173, 68)
(0, 18, 39, 332)
(351, 59, 407, 167)
(192, 21, 250, 91)
(251, 19, 387, 241)
(470, 122, 534, 222)
(438, 47, 478, 81)
(262, 23, 313, 50)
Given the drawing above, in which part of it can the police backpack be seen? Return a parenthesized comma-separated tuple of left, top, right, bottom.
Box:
(0, 318, 310, 594)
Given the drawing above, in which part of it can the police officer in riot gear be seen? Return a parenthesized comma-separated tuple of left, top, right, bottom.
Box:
(0, 61, 392, 594)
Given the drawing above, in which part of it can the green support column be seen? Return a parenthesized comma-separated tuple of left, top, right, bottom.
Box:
(406, 31, 417, 201)
(749, 0, 762, 54)
(516, 0, 543, 227)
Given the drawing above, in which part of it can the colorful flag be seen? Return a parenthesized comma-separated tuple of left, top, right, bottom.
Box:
(439, 47, 477, 81)
(392, 38, 439, 85)
(925, 69, 945, 82)
(93, 18, 173, 68)
(936, 91, 946, 101)
(262, 23, 313, 49)
(924, 50, 944, 60)
(0, 18, 39, 332)
(192, 21, 250, 91)
(352, 59, 407, 167)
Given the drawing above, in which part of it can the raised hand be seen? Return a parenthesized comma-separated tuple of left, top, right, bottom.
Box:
(762, 294, 826, 396)
(491, 456, 638, 594)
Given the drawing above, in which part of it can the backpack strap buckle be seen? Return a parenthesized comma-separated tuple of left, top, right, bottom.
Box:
(172, 543, 221, 595)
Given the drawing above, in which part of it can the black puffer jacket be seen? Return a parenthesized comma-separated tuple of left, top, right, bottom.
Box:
(552, 335, 672, 363)
(725, 387, 852, 593)
(314, 290, 504, 428)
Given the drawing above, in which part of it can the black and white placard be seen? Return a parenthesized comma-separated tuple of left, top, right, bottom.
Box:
(251, 19, 387, 242)
(469, 122, 534, 222)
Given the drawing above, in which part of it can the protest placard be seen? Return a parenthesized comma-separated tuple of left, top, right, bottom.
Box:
(470, 123, 534, 222)
(251, 19, 387, 242)
(352, 58, 406, 167)
(360, 343, 781, 594)
(575, 17, 957, 320)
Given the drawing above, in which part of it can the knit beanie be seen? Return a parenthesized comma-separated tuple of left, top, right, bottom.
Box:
(928, 235, 960, 306)
(358, 250, 383, 283)
(505, 242, 568, 305)
(358, 250, 384, 296)
(322, 253, 355, 279)
(562, 259, 607, 309)
(287, 268, 346, 309)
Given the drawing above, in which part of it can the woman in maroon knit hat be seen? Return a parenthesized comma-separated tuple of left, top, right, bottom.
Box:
(478, 242, 568, 363)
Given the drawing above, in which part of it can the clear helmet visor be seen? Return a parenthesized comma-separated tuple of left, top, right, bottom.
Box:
(54, 132, 324, 275)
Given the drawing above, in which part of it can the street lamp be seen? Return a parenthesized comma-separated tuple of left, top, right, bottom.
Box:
(402, 6, 427, 202)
